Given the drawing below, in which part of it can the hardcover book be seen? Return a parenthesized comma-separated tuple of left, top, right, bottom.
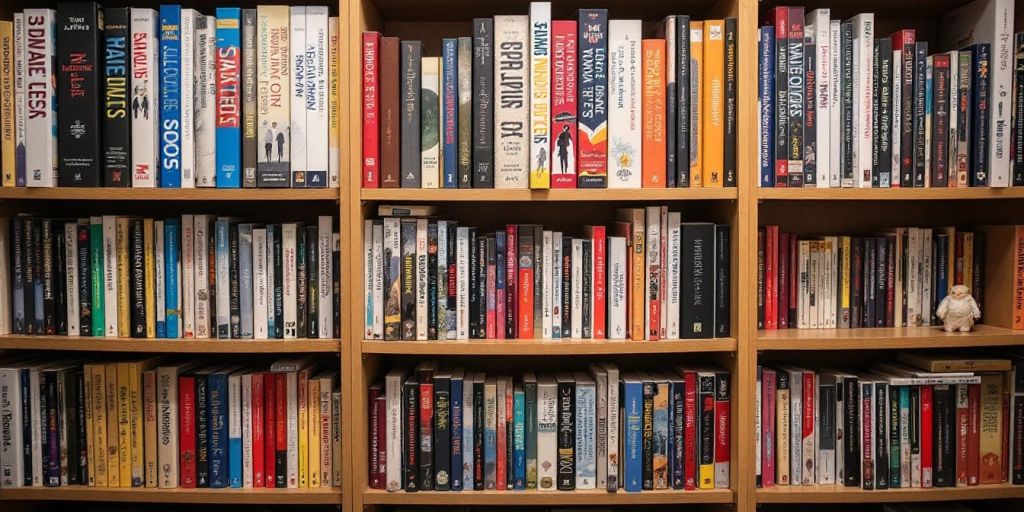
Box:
(98, 6, 129, 187)
(215, 9, 242, 188)
(400, 41, 422, 188)
(24, 9, 57, 187)
(550, 20, 577, 188)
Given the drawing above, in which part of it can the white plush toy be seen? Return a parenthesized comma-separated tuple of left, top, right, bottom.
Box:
(936, 284, 981, 332)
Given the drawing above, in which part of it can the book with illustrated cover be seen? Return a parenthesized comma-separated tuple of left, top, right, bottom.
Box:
(528, 4, 550, 189)
(215, 9, 242, 188)
(256, 5, 290, 187)
(494, 16, 529, 189)
(576, 9, 607, 188)
(606, 20, 641, 189)
(130, 9, 159, 187)
(550, 21, 577, 189)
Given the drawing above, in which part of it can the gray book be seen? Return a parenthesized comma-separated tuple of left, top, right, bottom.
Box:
(472, 18, 494, 187)
(400, 41, 422, 188)
(241, 9, 258, 187)
(457, 37, 473, 187)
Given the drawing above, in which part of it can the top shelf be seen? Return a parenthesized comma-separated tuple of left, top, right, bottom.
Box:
(0, 188, 339, 202)
(361, 188, 737, 202)
(757, 188, 1024, 201)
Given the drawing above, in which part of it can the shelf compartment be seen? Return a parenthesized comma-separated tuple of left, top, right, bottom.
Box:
(757, 187, 1024, 201)
(0, 335, 340, 354)
(362, 488, 734, 505)
(0, 486, 343, 505)
(756, 483, 1024, 504)
(362, 338, 737, 355)
(756, 324, 1024, 351)
(0, 188, 339, 201)
(362, 188, 738, 202)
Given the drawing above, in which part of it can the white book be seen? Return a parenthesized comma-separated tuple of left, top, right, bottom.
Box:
(241, 373, 253, 487)
(551, 232, 562, 338)
(195, 15, 216, 186)
(602, 363, 619, 490)
(13, 14, 25, 188)
(181, 215, 195, 338)
(154, 220, 166, 333)
(289, 7, 307, 187)
(305, 7, 330, 187)
(227, 373, 242, 487)
(785, 367, 803, 485)
(644, 206, 660, 339)
(193, 216, 210, 338)
(829, 20, 841, 187)
(103, 216, 119, 336)
(541, 230, 553, 338)
(130, 8, 159, 187)
(849, 13, 874, 188)
(327, 17, 340, 187)
(607, 20, 642, 188)
(570, 239, 583, 338)
(456, 227, 470, 339)
(415, 218, 428, 340)
(215, 220, 230, 337)
(946, 50, 959, 179)
(574, 372, 596, 489)
(282, 223, 298, 338)
(587, 365, 607, 490)
(0, 368, 24, 487)
(462, 372, 477, 486)
(384, 368, 406, 491)
(420, 56, 441, 188)
(252, 227, 268, 339)
(665, 212, 681, 339)
(28, 368, 41, 486)
(371, 221, 384, 339)
(892, 50, 902, 186)
(317, 216, 332, 338)
(157, 365, 180, 487)
(364, 219, 375, 338)
(536, 374, 558, 490)
(608, 236, 627, 339)
(921, 229, 932, 326)
(265, 227, 276, 336)
(807, 9, 831, 187)
(493, 15, 529, 188)
(23, 9, 57, 187)
(942, 0, 1014, 186)
(180, 10, 197, 188)
(906, 228, 920, 326)
(528, 2, 551, 189)
(286, 371, 299, 487)
(658, 207, 667, 338)
(64, 223, 79, 336)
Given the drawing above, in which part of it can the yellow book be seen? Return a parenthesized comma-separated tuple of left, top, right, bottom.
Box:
(297, 367, 309, 487)
(319, 375, 334, 486)
(327, 16, 340, 187)
(83, 363, 96, 486)
(129, 359, 157, 487)
(963, 232, 974, 289)
(0, 21, 13, 186)
(143, 370, 158, 487)
(116, 362, 132, 487)
(979, 373, 1003, 484)
(701, 20, 724, 188)
(689, 21, 704, 188)
(307, 376, 321, 488)
(91, 364, 108, 487)
(144, 219, 155, 337)
(116, 217, 130, 337)
(106, 363, 120, 487)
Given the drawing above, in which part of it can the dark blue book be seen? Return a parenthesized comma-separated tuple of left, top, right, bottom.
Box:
(495, 231, 506, 336)
(158, 5, 183, 188)
(441, 38, 459, 188)
(207, 369, 229, 488)
(622, 375, 643, 492)
(450, 369, 464, 491)
(576, 9, 608, 188)
(670, 376, 685, 489)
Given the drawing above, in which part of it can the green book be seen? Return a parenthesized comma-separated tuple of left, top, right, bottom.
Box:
(89, 217, 104, 336)
(524, 373, 538, 489)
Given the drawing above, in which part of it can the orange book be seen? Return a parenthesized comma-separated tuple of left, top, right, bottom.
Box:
(689, 21, 704, 187)
(641, 39, 666, 188)
(616, 208, 645, 340)
(702, 20, 725, 188)
(978, 225, 1024, 330)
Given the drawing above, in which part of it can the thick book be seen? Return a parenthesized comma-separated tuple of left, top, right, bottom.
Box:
(931, 54, 951, 187)
(703, 20, 726, 187)
(24, 9, 57, 187)
(441, 38, 458, 188)
(576, 9, 608, 188)
(494, 16, 529, 189)
(215, 9, 242, 188)
(472, 19, 494, 188)
(304, 7, 330, 188)
(607, 20, 642, 189)
(380, 37, 400, 188)
(399, 41, 422, 188)
(255, 5, 290, 187)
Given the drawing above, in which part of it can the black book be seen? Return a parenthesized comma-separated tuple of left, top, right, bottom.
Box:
(63, 369, 79, 485)
(912, 42, 928, 187)
(295, 225, 308, 338)
(840, 22, 854, 186)
(843, 376, 860, 486)
(909, 385, 921, 483)
(11, 219, 24, 334)
(41, 219, 55, 335)
(875, 237, 887, 327)
(641, 379, 654, 489)
(306, 225, 319, 337)
(670, 377, 685, 489)
(933, 384, 956, 487)
(532, 225, 542, 338)
(241, 9, 258, 188)
(19, 368, 31, 484)
(561, 235, 572, 334)
(899, 43, 916, 186)
(74, 370, 88, 484)
(39, 370, 55, 486)
(418, 365, 435, 491)
(804, 36, 816, 187)
(272, 225, 284, 338)
(196, 372, 210, 487)
(658, 18, 676, 188)
(332, 234, 341, 339)
(30, 218, 43, 335)
(723, 17, 737, 187)
(682, 223, 714, 338)
(77, 223, 91, 336)
(56, 2, 103, 187)
(714, 224, 730, 337)
(54, 223, 66, 335)
(875, 382, 889, 489)
(932, 54, 951, 187)
(446, 223, 458, 337)
(676, 15, 691, 187)
(888, 383, 901, 488)
(971, 44, 991, 186)
(403, 376, 420, 491)
(877, 38, 893, 187)
(467, 227, 479, 338)
(432, 371, 451, 490)
(427, 223, 438, 340)
(476, 235, 488, 338)
(556, 374, 575, 490)
(581, 239, 592, 338)
(472, 18, 494, 188)
(819, 377, 837, 483)
(1014, 32, 1024, 186)
(871, 39, 881, 187)
(400, 41, 422, 188)
(576, 9, 608, 189)
(400, 219, 417, 340)
(229, 225, 241, 338)
(865, 238, 876, 328)
(472, 376, 485, 490)
(130, 218, 146, 337)
(103, 7, 132, 187)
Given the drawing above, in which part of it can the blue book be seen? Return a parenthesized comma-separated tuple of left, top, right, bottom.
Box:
(623, 375, 643, 492)
(513, 385, 525, 489)
(758, 26, 775, 187)
(215, 7, 242, 187)
(164, 218, 180, 338)
(450, 369, 464, 491)
(229, 374, 243, 487)
(441, 38, 458, 188)
(238, 224, 254, 338)
(207, 369, 229, 488)
(215, 219, 230, 338)
(159, 5, 183, 187)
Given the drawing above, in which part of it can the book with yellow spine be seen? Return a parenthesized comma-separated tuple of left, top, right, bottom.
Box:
(701, 20, 724, 187)
(143, 370, 158, 487)
(688, 21, 704, 187)
(0, 21, 13, 185)
(298, 367, 310, 487)
(130, 359, 157, 486)
(144, 219, 156, 337)
(308, 376, 321, 487)
(84, 362, 96, 486)
(117, 218, 131, 337)
(90, 364, 108, 486)
(117, 362, 132, 486)
(106, 363, 120, 487)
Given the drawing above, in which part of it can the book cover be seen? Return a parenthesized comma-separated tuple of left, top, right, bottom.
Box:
(98, 6, 130, 187)
(473, 19, 494, 188)
(606, 20, 641, 189)
(528, 4, 550, 189)
(215, 9, 242, 188)
(550, 21, 577, 188)
(494, 15, 529, 189)
(576, 9, 608, 188)
(256, 5, 290, 187)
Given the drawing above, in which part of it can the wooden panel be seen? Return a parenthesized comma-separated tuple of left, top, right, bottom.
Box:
(0, 336, 341, 353)
(0, 487, 343, 505)
(363, 488, 734, 505)
(756, 484, 1024, 504)
(759, 188, 1024, 201)
(363, 188, 738, 201)
(362, 338, 737, 355)
(757, 324, 1024, 350)
(0, 188, 338, 201)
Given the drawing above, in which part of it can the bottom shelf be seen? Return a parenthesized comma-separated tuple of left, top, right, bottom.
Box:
(0, 486, 343, 504)
(362, 488, 734, 505)
(756, 483, 1024, 503)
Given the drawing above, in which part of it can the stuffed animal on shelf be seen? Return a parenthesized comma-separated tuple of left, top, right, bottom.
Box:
(936, 284, 981, 333)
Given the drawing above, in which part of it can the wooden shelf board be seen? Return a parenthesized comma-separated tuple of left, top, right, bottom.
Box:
(757, 187, 1024, 201)
(0, 188, 339, 201)
(362, 488, 733, 505)
(362, 338, 737, 355)
(361, 188, 738, 202)
(0, 486, 343, 504)
(756, 483, 1024, 503)
(757, 325, 1024, 350)
(0, 335, 340, 353)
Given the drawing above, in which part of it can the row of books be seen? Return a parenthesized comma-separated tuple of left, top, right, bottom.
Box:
(369, 362, 731, 492)
(0, 357, 342, 489)
(363, 205, 730, 341)
(0, 215, 340, 339)
(756, 226, 991, 331)
(755, 354, 1024, 488)
(758, 1, 1022, 188)
(0, 4, 342, 188)
(361, 3, 739, 190)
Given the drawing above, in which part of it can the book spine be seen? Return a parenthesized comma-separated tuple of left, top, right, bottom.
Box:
(556, 378, 575, 490)
(195, 15, 216, 187)
(274, 374, 286, 487)
(305, 8, 329, 188)
(328, 18, 340, 188)
(972, 44, 992, 186)
(715, 372, 731, 488)
(494, 16, 529, 189)
(239, 10, 257, 187)
(771, 8, 789, 187)
(575, 380, 595, 488)
(473, 19, 494, 188)
(24, 9, 57, 187)
(605, 20, 642, 189)
(0, 22, 12, 186)
(361, 32, 381, 187)
(441, 39, 458, 188)
(525, 4, 550, 189)
(577, 9, 608, 188)
(179, 10, 196, 188)
(128, 9, 158, 187)
(98, 6, 130, 187)
(932, 54, 951, 187)
(878, 38, 893, 187)
(256, 5, 290, 187)
(399, 41, 421, 188)
(433, 376, 450, 490)
(287, 7, 307, 188)
(1014, 33, 1024, 186)
(420, 57, 441, 189)
(550, 21, 577, 188)
(703, 20, 726, 188)
(215, 9, 242, 188)
(158, 6, 183, 187)
(456, 37, 472, 188)
(758, 26, 774, 187)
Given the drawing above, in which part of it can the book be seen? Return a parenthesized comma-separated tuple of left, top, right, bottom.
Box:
(528, 3, 550, 189)
(256, 5, 290, 187)
(494, 15, 529, 189)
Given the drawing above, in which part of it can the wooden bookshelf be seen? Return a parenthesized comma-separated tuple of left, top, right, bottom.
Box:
(362, 338, 737, 355)
(362, 488, 735, 505)
(0, 487, 343, 505)
(757, 324, 1024, 351)
(757, 187, 1024, 201)
(0, 188, 340, 201)
(362, 188, 738, 201)
(756, 484, 1024, 504)
(0, 335, 341, 353)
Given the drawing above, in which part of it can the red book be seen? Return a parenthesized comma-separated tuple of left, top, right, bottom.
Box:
(504, 225, 516, 339)
(361, 32, 381, 188)
(1002, 387, 1010, 482)
(777, 232, 789, 329)
(550, 20, 578, 188)
(379, 37, 400, 188)
(761, 368, 777, 487)
(496, 383, 507, 490)
(375, 395, 387, 487)
(418, 372, 434, 488)
(921, 385, 934, 488)
(683, 370, 698, 489)
(486, 250, 496, 339)
(968, 383, 980, 485)
(263, 372, 276, 488)
(766, 7, 789, 187)
(517, 225, 534, 338)
(764, 226, 777, 330)
(178, 374, 197, 488)
(250, 373, 264, 488)
(275, 373, 287, 488)
(368, 385, 383, 488)
(956, 384, 970, 486)
(714, 372, 731, 482)
(585, 226, 607, 338)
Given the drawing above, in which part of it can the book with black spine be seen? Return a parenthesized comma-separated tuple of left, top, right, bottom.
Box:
(1014, 32, 1024, 186)
(723, 17, 737, 186)
(804, 35, 816, 187)
(682, 223, 714, 338)
(295, 225, 308, 338)
(400, 41, 422, 188)
(843, 375, 860, 486)
(472, 18, 494, 188)
(130, 218, 146, 337)
(675, 15, 691, 187)
(556, 373, 575, 490)
(877, 38, 893, 187)
(714, 224, 730, 337)
(933, 384, 955, 487)
(871, 39, 881, 187)
(432, 369, 451, 490)
(400, 219, 417, 340)
(912, 42, 928, 187)
(57, 2, 103, 187)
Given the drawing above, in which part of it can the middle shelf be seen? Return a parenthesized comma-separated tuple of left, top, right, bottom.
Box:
(362, 188, 739, 202)
(362, 337, 737, 355)
(362, 488, 735, 505)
